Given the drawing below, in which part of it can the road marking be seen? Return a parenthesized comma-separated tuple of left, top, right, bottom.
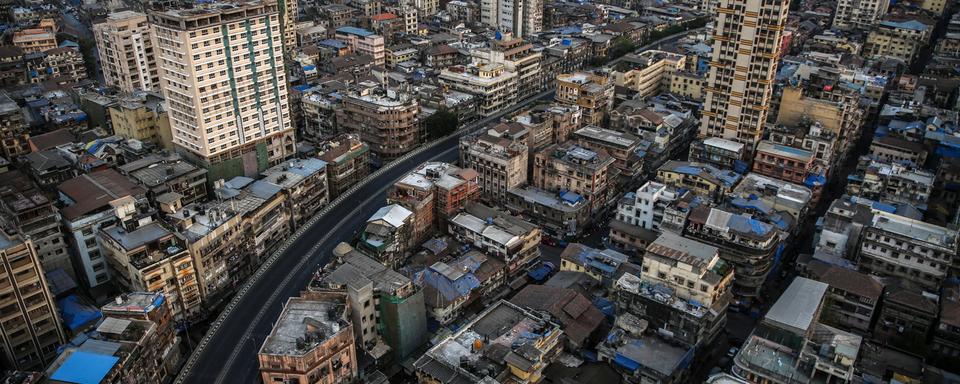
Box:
(213, 143, 460, 384)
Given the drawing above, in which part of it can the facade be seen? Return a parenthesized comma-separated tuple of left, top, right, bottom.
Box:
(334, 27, 386, 66)
(805, 260, 883, 335)
(337, 84, 420, 160)
(857, 210, 957, 292)
(0, 91, 29, 159)
(414, 300, 562, 383)
(863, 19, 933, 64)
(688, 137, 746, 171)
(150, 0, 296, 180)
(480, 0, 542, 37)
(0, 233, 66, 370)
(260, 157, 329, 228)
(459, 130, 528, 201)
(359, 204, 414, 269)
(108, 92, 173, 149)
(832, 0, 890, 31)
(533, 142, 615, 213)
(317, 134, 370, 199)
(573, 125, 644, 185)
(12, 30, 56, 54)
(609, 50, 686, 100)
(257, 291, 358, 384)
(94, 11, 160, 92)
(471, 33, 544, 100)
(0, 172, 72, 281)
(686, 206, 783, 300)
(448, 203, 541, 275)
(99, 222, 202, 320)
(439, 63, 518, 117)
(699, 0, 789, 155)
(555, 72, 614, 126)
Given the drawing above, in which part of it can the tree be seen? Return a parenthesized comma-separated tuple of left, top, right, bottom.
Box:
(424, 108, 459, 139)
(607, 36, 637, 61)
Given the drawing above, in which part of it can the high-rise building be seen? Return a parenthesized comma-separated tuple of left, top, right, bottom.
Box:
(150, 0, 295, 181)
(480, 0, 542, 38)
(278, 0, 297, 51)
(699, 0, 789, 155)
(0, 233, 66, 370)
(94, 11, 160, 92)
(832, 0, 890, 31)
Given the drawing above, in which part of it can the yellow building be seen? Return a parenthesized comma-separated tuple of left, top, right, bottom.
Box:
(669, 71, 704, 100)
(609, 50, 686, 100)
(12, 29, 56, 54)
(864, 19, 933, 63)
(108, 92, 173, 150)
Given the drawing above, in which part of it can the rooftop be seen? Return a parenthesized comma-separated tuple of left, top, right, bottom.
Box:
(316, 245, 413, 296)
(48, 350, 118, 384)
(764, 277, 827, 334)
(574, 125, 640, 149)
(615, 273, 711, 318)
(870, 210, 956, 249)
(101, 292, 166, 314)
(58, 169, 145, 221)
(260, 294, 348, 356)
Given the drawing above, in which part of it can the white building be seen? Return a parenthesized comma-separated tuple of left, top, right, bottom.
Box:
(94, 11, 160, 92)
(480, 0, 542, 38)
(616, 181, 681, 232)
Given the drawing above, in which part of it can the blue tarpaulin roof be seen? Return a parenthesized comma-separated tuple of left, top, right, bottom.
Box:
(58, 295, 101, 331)
(560, 190, 584, 204)
(528, 263, 555, 281)
(614, 350, 641, 371)
(50, 351, 118, 384)
(731, 197, 772, 215)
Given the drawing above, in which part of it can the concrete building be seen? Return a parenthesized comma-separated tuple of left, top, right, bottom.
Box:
(560, 242, 632, 286)
(317, 134, 370, 199)
(686, 206, 783, 300)
(534, 142, 616, 213)
(857, 210, 958, 291)
(260, 157, 329, 229)
(872, 282, 939, 356)
(480, 0, 542, 38)
(57, 170, 148, 288)
(0, 233, 66, 370)
(832, 0, 890, 32)
(470, 33, 543, 100)
(655, 160, 741, 203)
(334, 27, 386, 66)
(687, 137, 746, 171)
(257, 291, 358, 384)
(150, 0, 296, 181)
(0, 91, 29, 159)
(12, 29, 56, 54)
(616, 231, 733, 349)
(459, 130, 528, 201)
(846, 158, 934, 210)
(753, 140, 818, 187)
(448, 203, 541, 275)
(805, 260, 884, 335)
(108, 92, 173, 150)
(439, 63, 518, 117)
(413, 300, 562, 383)
(0, 171, 72, 281)
(118, 153, 208, 207)
(359, 204, 414, 269)
(863, 19, 933, 64)
(337, 84, 420, 160)
(312, 243, 426, 362)
(99, 222, 202, 320)
(505, 185, 592, 238)
(573, 125, 644, 186)
(389, 162, 479, 240)
(94, 11, 160, 92)
(555, 72, 614, 126)
(733, 278, 862, 384)
(24, 47, 87, 85)
(419, 250, 505, 325)
(868, 136, 927, 166)
(609, 50, 686, 101)
(699, 0, 789, 155)
(731, 172, 812, 222)
(615, 181, 682, 233)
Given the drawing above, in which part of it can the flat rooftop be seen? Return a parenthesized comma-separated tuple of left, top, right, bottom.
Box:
(260, 296, 347, 356)
(871, 210, 956, 249)
(764, 277, 827, 334)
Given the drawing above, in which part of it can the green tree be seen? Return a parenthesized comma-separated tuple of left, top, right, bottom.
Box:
(607, 36, 637, 61)
(424, 108, 459, 139)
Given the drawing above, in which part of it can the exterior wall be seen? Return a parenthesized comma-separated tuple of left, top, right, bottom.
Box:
(94, 11, 160, 92)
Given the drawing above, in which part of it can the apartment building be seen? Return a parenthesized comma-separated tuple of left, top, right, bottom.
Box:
(150, 0, 296, 180)
(753, 140, 818, 186)
(480, 0, 543, 38)
(414, 300, 562, 383)
(505, 185, 592, 238)
(390, 162, 479, 237)
(459, 130, 528, 201)
(108, 92, 173, 150)
(317, 134, 370, 199)
(655, 160, 741, 203)
(857, 210, 958, 292)
(448, 203, 541, 275)
(470, 33, 543, 100)
(534, 142, 616, 213)
(359, 204, 414, 269)
(688, 137, 746, 171)
(560, 242, 632, 286)
(334, 27, 385, 66)
(24, 48, 87, 85)
(118, 153, 208, 207)
(555, 72, 614, 126)
(615, 231, 733, 349)
(776, 85, 864, 159)
(869, 136, 927, 166)
(12, 29, 56, 54)
(313, 243, 426, 362)
(94, 11, 160, 92)
(337, 84, 420, 160)
(864, 19, 934, 64)
(0, 233, 66, 370)
(609, 50, 686, 100)
(873, 282, 939, 356)
(419, 250, 505, 325)
(573, 125, 643, 185)
(58, 170, 149, 288)
(686, 206, 783, 300)
(0, 91, 29, 159)
(261, 157, 329, 229)
(733, 278, 862, 384)
(805, 260, 884, 335)
(99, 222, 202, 320)
(258, 291, 358, 383)
(847, 158, 934, 210)
(0, 171, 72, 281)
(700, 0, 789, 155)
(832, 0, 890, 31)
(615, 181, 683, 233)
(439, 63, 518, 117)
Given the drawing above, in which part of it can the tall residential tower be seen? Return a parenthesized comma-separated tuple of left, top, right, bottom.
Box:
(699, 0, 789, 156)
(94, 11, 160, 92)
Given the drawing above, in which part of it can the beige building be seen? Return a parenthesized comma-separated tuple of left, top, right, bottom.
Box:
(863, 19, 933, 64)
(470, 33, 543, 100)
(669, 71, 704, 100)
(440, 63, 518, 117)
(480, 0, 542, 38)
(534, 141, 615, 213)
(258, 291, 358, 384)
(700, 0, 789, 155)
(334, 27, 385, 66)
(337, 83, 420, 160)
(832, 0, 890, 31)
(279, 0, 298, 51)
(150, 0, 296, 180)
(94, 11, 160, 92)
(318, 134, 370, 199)
(609, 50, 686, 100)
(99, 222, 202, 320)
(108, 92, 173, 149)
(12, 29, 56, 54)
(0, 233, 66, 370)
(459, 129, 529, 201)
(555, 72, 614, 126)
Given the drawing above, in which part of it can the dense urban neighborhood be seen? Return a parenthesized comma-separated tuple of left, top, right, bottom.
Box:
(0, 0, 957, 382)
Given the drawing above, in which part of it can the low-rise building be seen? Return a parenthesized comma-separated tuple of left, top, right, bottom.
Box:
(413, 300, 563, 384)
(857, 210, 957, 291)
(334, 27, 385, 66)
(846, 158, 934, 210)
(687, 137, 747, 171)
(12, 29, 56, 54)
(608, 50, 686, 100)
(864, 18, 934, 64)
(257, 291, 358, 384)
(573, 125, 644, 186)
(805, 260, 884, 335)
(317, 134, 370, 199)
(656, 160, 741, 203)
(509, 284, 603, 350)
(260, 157, 329, 229)
(418, 250, 505, 325)
(439, 63, 518, 117)
(505, 186, 592, 238)
(0, 91, 29, 159)
(108, 92, 172, 150)
(447, 203, 540, 275)
(560, 242, 632, 286)
(459, 131, 528, 201)
(730, 173, 813, 223)
(118, 153, 208, 207)
(359, 204, 414, 269)
(534, 142, 616, 213)
(555, 71, 614, 126)
(872, 282, 939, 356)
